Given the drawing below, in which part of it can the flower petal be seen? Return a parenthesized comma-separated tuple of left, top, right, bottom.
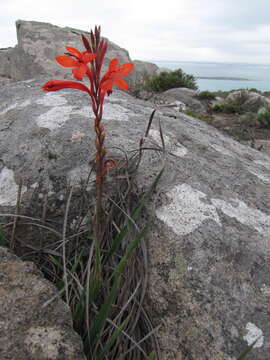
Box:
(100, 79, 114, 92)
(105, 159, 116, 169)
(108, 58, 118, 71)
(72, 64, 88, 80)
(42, 80, 91, 95)
(117, 63, 134, 76)
(114, 78, 129, 90)
(55, 56, 78, 67)
(82, 52, 97, 63)
(65, 46, 82, 58)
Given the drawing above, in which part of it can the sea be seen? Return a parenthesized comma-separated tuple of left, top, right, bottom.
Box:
(150, 60, 270, 92)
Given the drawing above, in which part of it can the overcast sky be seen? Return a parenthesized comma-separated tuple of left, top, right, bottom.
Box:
(1, 0, 270, 64)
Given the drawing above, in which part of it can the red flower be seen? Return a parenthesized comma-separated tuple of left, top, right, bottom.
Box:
(55, 46, 96, 80)
(42, 80, 91, 96)
(42, 25, 134, 188)
(100, 59, 134, 94)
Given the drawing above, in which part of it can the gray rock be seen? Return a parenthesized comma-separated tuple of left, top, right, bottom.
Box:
(156, 67, 172, 74)
(0, 80, 270, 359)
(0, 247, 86, 360)
(257, 106, 267, 115)
(0, 48, 13, 79)
(153, 87, 207, 114)
(132, 59, 159, 79)
(226, 90, 270, 113)
(0, 20, 157, 86)
(128, 60, 159, 97)
(211, 95, 226, 107)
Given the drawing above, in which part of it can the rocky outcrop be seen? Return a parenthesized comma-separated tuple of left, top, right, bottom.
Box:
(0, 80, 270, 359)
(226, 90, 270, 113)
(152, 87, 207, 114)
(0, 20, 157, 84)
(0, 47, 13, 82)
(132, 60, 159, 80)
(0, 247, 86, 360)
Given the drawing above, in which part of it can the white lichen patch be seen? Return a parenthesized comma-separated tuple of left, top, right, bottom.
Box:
(0, 167, 27, 206)
(36, 106, 73, 130)
(102, 103, 131, 121)
(0, 99, 31, 115)
(36, 92, 67, 106)
(243, 322, 264, 348)
(211, 198, 270, 237)
(156, 183, 270, 239)
(73, 103, 131, 121)
(149, 129, 188, 157)
(24, 326, 63, 359)
(156, 184, 221, 235)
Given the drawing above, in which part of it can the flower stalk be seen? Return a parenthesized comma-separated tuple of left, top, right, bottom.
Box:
(42, 25, 134, 271)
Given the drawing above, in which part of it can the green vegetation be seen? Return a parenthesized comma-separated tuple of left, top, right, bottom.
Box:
(212, 90, 249, 114)
(256, 111, 270, 128)
(144, 68, 198, 92)
(184, 109, 211, 123)
(197, 90, 216, 100)
(212, 104, 225, 112)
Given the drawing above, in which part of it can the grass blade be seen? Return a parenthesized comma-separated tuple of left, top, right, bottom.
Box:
(89, 223, 149, 347)
(237, 337, 260, 360)
(96, 318, 129, 360)
(106, 166, 164, 260)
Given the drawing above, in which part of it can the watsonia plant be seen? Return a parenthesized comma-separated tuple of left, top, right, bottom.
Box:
(42, 26, 133, 235)
(42, 26, 162, 359)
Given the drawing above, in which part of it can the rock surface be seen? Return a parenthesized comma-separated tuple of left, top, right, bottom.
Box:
(0, 20, 157, 84)
(0, 80, 270, 359)
(0, 247, 86, 360)
(132, 59, 159, 79)
(152, 87, 207, 114)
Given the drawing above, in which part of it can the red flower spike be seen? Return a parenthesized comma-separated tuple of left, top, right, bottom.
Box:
(41, 25, 134, 189)
(100, 58, 134, 94)
(42, 80, 91, 96)
(55, 46, 96, 80)
(81, 34, 91, 52)
(95, 25, 101, 44)
(90, 31, 95, 50)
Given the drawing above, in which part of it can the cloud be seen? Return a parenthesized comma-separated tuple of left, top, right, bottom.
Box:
(0, 0, 270, 64)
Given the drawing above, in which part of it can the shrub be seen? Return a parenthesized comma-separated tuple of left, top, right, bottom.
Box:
(212, 104, 225, 112)
(144, 68, 198, 92)
(197, 90, 216, 100)
(256, 111, 270, 128)
(248, 88, 261, 93)
(223, 102, 244, 114)
(213, 91, 248, 114)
